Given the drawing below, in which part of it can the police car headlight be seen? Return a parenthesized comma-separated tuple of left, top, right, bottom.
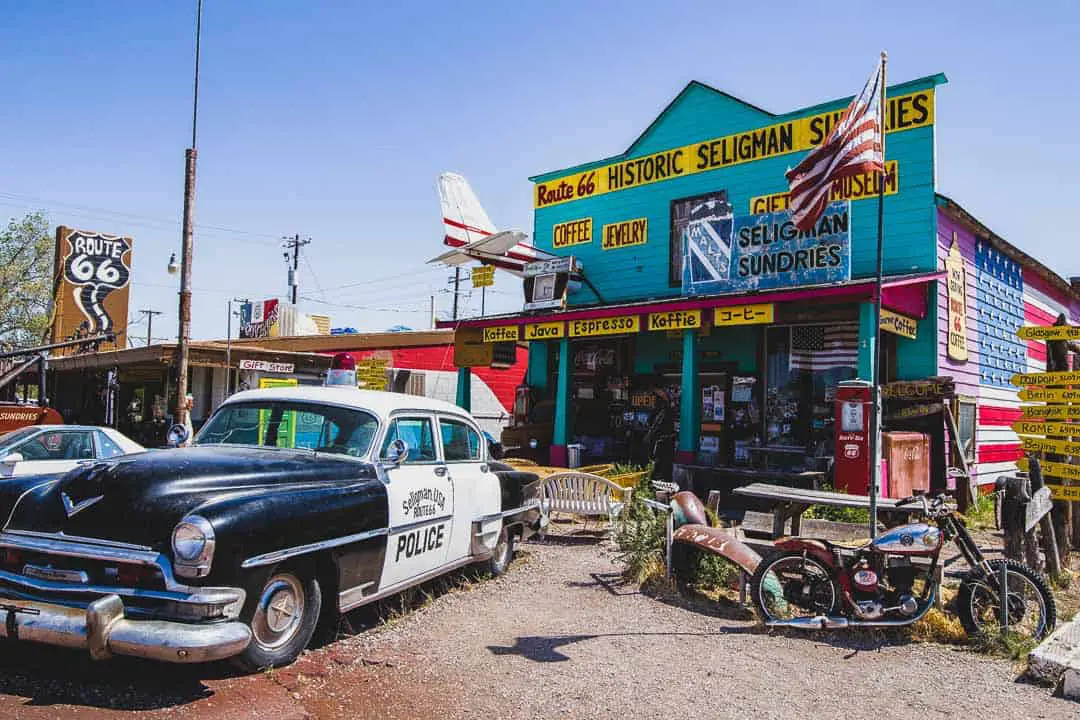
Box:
(172, 516, 215, 577)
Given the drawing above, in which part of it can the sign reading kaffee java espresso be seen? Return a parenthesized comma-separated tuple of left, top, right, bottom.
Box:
(50, 226, 132, 351)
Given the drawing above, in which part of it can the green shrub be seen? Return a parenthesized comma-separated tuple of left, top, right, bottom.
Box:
(613, 497, 666, 585)
(803, 483, 871, 524)
(964, 492, 997, 530)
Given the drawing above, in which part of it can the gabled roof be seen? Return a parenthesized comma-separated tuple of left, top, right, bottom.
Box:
(936, 193, 1080, 302)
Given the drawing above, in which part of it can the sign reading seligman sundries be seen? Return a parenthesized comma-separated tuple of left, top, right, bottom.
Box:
(533, 90, 934, 208)
(49, 226, 132, 351)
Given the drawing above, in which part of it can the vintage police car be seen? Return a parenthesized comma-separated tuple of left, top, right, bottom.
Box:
(0, 386, 544, 671)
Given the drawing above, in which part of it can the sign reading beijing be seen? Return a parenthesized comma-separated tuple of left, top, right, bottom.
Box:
(682, 202, 850, 296)
(533, 89, 935, 209)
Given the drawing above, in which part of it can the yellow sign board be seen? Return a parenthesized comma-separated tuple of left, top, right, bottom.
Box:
(714, 304, 775, 327)
(471, 266, 494, 288)
(1022, 405, 1080, 419)
(1021, 436, 1080, 456)
(454, 327, 493, 368)
(1019, 388, 1080, 403)
(647, 310, 701, 332)
(552, 218, 593, 249)
(1019, 458, 1080, 483)
(1048, 485, 1080, 502)
(533, 89, 935, 209)
(524, 322, 565, 340)
(482, 325, 520, 343)
(1012, 371, 1080, 386)
(750, 161, 898, 215)
(356, 359, 389, 391)
(879, 307, 918, 340)
(1017, 325, 1080, 341)
(601, 218, 648, 250)
(1012, 421, 1080, 437)
(945, 240, 969, 362)
(568, 315, 640, 338)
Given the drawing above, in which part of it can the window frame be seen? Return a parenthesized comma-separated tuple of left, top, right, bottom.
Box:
(952, 395, 978, 465)
(15, 429, 96, 461)
(379, 413, 441, 465)
(95, 431, 125, 459)
(437, 415, 484, 464)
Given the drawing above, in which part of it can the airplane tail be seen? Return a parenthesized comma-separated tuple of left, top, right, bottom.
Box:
(439, 172, 496, 248)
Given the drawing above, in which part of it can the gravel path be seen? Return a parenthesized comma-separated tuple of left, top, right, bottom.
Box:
(0, 538, 1071, 719)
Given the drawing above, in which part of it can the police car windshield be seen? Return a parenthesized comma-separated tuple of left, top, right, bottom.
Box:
(0, 427, 39, 454)
(196, 401, 379, 458)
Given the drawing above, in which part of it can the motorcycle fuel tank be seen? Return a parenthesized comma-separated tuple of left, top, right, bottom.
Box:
(871, 523, 941, 554)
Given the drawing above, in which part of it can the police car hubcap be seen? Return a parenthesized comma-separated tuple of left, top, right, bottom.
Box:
(253, 575, 305, 648)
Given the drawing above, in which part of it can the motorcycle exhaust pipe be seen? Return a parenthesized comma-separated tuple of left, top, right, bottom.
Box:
(766, 616, 850, 630)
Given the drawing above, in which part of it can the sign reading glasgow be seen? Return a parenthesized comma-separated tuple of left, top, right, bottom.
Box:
(682, 202, 850, 296)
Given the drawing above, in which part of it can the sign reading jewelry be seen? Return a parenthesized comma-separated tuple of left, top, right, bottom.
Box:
(682, 201, 850, 296)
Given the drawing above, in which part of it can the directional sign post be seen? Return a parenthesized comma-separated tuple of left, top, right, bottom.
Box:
(1012, 420, 1080, 437)
(1020, 405, 1080, 419)
(1019, 458, 1080, 483)
(1017, 325, 1080, 341)
(1021, 436, 1080, 456)
(1018, 388, 1080, 403)
(1011, 370, 1080, 387)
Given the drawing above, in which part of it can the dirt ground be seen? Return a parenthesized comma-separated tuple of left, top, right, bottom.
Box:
(0, 536, 1073, 720)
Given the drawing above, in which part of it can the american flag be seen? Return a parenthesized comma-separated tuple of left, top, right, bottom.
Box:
(785, 59, 885, 232)
(789, 325, 860, 371)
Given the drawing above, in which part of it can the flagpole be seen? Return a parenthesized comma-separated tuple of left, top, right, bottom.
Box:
(869, 50, 887, 539)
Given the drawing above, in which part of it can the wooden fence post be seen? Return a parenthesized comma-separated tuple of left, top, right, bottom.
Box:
(1029, 458, 1062, 579)
(998, 474, 1027, 564)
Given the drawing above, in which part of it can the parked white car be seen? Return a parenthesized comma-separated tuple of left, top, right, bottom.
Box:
(0, 425, 144, 478)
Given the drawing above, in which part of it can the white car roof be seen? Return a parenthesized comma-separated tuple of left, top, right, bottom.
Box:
(219, 386, 478, 423)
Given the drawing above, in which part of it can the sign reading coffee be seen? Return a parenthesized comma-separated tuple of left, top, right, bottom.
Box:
(682, 201, 850, 296)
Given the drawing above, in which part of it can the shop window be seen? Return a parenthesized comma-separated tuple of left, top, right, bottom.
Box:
(954, 397, 977, 464)
(764, 325, 858, 462)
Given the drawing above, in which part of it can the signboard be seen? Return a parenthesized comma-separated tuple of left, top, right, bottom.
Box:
(471, 266, 494, 288)
(945, 239, 969, 362)
(523, 257, 578, 312)
(647, 310, 701, 332)
(750, 161, 898, 215)
(1019, 388, 1080, 403)
(239, 359, 294, 373)
(682, 202, 850, 297)
(1011, 370, 1080, 386)
(881, 377, 956, 401)
(453, 327, 493, 368)
(1022, 405, 1080, 419)
(1017, 325, 1080, 341)
(1012, 421, 1079, 437)
(240, 299, 281, 339)
(1026, 486, 1053, 532)
(601, 218, 648, 250)
(1047, 485, 1080, 502)
(886, 402, 943, 421)
(524, 322, 565, 340)
(1020, 458, 1080, 482)
(1020, 436, 1080, 456)
(49, 226, 132, 351)
(880, 308, 918, 340)
(568, 315, 640, 338)
(482, 325, 520, 343)
(714, 304, 774, 327)
(524, 257, 578, 277)
(356, 359, 388, 390)
(552, 218, 593, 249)
(532, 88, 935, 209)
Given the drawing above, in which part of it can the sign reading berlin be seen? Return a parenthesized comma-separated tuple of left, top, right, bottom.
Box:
(533, 89, 935, 209)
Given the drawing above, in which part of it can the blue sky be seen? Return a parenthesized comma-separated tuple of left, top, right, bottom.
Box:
(1, 0, 1077, 342)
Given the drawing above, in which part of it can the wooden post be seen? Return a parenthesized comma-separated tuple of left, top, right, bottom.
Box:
(944, 405, 973, 513)
(1029, 458, 1062, 579)
(998, 475, 1027, 563)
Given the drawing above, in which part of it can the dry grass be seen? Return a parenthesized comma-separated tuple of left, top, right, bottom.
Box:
(910, 608, 967, 645)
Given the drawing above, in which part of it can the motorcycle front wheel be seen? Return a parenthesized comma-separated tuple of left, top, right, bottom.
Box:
(750, 550, 840, 624)
(957, 558, 1057, 643)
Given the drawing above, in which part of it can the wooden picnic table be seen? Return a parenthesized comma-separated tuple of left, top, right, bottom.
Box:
(730, 482, 916, 539)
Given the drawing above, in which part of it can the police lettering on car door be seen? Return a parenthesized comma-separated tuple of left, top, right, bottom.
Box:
(395, 523, 446, 561)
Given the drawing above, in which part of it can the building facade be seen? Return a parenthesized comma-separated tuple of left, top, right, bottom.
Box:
(447, 73, 1079, 493)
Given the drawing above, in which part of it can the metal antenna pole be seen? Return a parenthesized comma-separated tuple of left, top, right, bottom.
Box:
(869, 50, 888, 539)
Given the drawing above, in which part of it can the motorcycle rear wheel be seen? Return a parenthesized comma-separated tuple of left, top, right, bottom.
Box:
(957, 558, 1057, 643)
(750, 550, 839, 624)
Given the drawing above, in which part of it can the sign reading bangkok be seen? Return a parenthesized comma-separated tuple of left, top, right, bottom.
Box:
(682, 202, 850, 296)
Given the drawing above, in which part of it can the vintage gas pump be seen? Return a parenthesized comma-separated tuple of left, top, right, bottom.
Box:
(833, 380, 881, 496)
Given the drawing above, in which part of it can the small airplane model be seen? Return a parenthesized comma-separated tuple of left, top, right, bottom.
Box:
(428, 172, 554, 276)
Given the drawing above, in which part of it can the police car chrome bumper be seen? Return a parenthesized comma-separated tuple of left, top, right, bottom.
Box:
(0, 594, 252, 663)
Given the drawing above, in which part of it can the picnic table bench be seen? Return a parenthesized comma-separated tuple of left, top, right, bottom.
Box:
(727, 483, 916, 539)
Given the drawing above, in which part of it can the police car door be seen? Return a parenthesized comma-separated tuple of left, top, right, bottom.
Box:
(438, 415, 499, 561)
(379, 414, 454, 589)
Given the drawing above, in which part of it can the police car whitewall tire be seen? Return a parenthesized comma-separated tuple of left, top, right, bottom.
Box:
(232, 565, 323, 672)
(485, 526, 515, 576)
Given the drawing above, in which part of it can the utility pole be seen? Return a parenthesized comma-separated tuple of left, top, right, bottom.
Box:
(139, 309, 163, 346)
(283, 234, 311, 305)
(450, 268, 461, 320)
(174, 0, 202, 429)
